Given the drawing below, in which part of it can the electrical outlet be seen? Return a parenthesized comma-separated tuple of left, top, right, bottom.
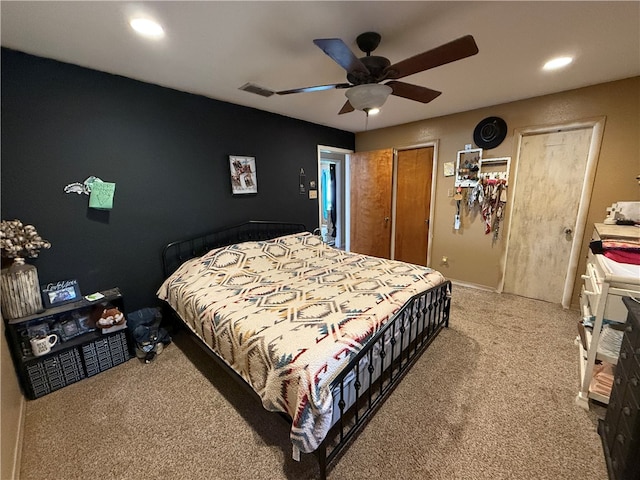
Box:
(448, 188, 454, 197)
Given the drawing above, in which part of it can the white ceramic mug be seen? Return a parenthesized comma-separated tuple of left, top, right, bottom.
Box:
(30, 334, 58, 357)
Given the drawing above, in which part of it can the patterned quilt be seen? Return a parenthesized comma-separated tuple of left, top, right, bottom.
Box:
(157, 232, 445, 453)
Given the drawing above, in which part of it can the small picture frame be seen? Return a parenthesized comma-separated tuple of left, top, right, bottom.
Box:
(229, 155, 257, 194)
(76, 314, 95, 333)
(58, 317, 80, 341)
(41, 279, 81, 309)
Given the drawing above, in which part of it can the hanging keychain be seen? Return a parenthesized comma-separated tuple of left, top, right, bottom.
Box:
(454, 186, 463, 230)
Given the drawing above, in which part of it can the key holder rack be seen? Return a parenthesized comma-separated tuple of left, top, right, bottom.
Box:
(478, 157, 511, 185)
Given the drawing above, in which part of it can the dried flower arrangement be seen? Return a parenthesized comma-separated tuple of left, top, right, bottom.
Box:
(0, 219, 51, 259)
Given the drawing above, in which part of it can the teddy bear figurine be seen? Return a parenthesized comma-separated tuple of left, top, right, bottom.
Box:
(96, 307, 125, 328)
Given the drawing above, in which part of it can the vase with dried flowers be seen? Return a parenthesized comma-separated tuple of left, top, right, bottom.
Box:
(1, 219, 51, 319)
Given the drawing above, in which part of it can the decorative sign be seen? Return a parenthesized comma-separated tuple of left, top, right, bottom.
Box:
(443, 162, 455, 177)
(89, 181, 116, 210)
(299, 168, 306, 195)
(41, 279, 82, 309)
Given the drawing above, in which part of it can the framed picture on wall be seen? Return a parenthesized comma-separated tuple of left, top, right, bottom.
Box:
(229, 156, 258, 194)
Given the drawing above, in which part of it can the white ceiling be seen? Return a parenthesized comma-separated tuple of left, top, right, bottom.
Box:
(2, 1, 639, 133)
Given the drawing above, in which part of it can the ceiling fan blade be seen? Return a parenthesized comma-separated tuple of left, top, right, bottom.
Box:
(338, 100, 354, 115)
(385, 35, 479, 80)
(313, 38, 370, 76)
(276, 83, 351, 95)
(386, 81, 442, 103)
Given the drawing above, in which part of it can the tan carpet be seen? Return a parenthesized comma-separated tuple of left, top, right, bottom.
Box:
(19, 286, 607, 480)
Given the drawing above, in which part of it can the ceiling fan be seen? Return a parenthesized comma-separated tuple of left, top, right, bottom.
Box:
(276, 32, 479, 115)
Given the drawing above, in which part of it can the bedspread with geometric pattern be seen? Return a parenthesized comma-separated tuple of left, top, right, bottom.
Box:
(157, 232, 445, 453)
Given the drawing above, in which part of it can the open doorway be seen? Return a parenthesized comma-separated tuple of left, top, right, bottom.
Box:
(317, 145, 352, 249)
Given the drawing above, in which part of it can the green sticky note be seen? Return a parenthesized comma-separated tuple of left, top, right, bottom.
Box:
(89, 182, 116, 210)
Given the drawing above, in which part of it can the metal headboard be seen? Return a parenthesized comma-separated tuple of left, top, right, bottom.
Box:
(161, 220, 307, 278)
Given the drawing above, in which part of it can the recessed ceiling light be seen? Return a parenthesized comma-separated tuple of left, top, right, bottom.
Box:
(543, 56, 573, 71)
(130, 18, 164, 39)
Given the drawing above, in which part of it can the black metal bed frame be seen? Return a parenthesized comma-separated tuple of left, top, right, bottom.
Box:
(160, 221, 451, 479)
(162, 220, 308, 278)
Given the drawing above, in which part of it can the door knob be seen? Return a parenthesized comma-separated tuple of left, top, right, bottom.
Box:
(564, 227, 573, 235)
(384, 217, 390, 222)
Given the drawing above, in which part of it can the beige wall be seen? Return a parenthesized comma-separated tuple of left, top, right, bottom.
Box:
(356, 76, 640, 308)
(1, 315, 24, 480)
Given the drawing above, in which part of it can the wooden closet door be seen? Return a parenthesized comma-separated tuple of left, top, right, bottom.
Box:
(350, 149, 393, 258)
(394, 147, 433, 266)
(503, 127, 592, 305)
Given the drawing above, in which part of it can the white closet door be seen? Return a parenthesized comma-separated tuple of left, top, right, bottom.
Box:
(503, 127, 592, 304)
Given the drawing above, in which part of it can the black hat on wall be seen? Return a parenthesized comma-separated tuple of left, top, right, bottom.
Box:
(473, 116, 507, 149)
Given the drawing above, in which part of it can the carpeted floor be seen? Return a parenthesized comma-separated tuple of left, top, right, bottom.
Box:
(19, 285, 608, 480)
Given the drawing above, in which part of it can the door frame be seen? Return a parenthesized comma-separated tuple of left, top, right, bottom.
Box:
(317, 145, 353, 249)
(392, 140, 439, 266)
(498, 117, 606, 308)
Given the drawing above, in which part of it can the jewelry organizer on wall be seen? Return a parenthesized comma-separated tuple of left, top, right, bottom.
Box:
(475, 157, 511, 240)
(455, 150, 511, 186)
(453, 150, 511, 239)
(455, 148, 482, 187)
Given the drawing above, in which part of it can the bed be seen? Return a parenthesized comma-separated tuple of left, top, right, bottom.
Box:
(158, 221, 451, 478)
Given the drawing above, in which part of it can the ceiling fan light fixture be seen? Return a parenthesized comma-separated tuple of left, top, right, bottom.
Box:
(345, 84, 392, 111)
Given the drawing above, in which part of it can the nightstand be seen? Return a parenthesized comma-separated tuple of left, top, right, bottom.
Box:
(3, 288, 133, 399)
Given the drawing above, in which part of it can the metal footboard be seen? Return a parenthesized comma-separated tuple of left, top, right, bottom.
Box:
(316, 280, 452, 479)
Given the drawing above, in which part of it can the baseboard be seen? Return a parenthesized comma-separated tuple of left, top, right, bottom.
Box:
(11, 396, 25, 480)
(2, 311, 26, 480)
(449, 279, 497, 292)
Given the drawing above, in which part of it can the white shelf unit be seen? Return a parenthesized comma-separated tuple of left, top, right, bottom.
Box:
(575, 224, 640, 410)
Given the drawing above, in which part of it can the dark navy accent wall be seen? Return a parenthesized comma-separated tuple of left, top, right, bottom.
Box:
(1, 48, 354, 311)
